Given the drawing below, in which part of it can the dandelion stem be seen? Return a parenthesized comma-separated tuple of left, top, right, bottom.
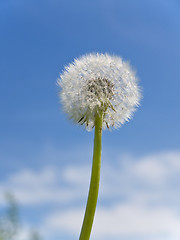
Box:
(79, 113, 103, 240)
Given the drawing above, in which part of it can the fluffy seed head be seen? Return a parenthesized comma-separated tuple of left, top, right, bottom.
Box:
(58, 53, 141, 131)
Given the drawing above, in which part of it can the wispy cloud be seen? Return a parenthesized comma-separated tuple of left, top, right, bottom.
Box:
(45, 203, 180, 239)
(1, 150, 180, 239)
(0, 166, 90, 205)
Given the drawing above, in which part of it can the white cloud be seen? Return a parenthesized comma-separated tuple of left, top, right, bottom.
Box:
(1, 150, 180, 239)
(1, 151, 180, 207)
(0, 166, 89, 205)
(100, 151, 180, 205)
(45, 203, 180, 238)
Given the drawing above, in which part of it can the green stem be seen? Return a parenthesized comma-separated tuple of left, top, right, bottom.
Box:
(79, 114, 103, 240)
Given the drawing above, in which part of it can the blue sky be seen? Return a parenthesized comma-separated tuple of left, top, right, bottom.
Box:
(0, 0, 180, 239)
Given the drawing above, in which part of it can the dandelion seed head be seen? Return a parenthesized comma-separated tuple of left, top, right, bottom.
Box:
(58, 53, 141, 131)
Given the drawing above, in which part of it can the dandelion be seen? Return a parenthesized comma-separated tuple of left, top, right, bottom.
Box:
(58, 53, 141, 240)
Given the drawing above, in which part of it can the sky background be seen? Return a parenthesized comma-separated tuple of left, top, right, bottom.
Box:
(0, 0, 180, 239)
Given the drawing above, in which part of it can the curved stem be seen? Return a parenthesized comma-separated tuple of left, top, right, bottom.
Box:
(79, 114, 103, 240)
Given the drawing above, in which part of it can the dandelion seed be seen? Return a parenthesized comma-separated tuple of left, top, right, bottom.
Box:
(58, 53, 141, 131)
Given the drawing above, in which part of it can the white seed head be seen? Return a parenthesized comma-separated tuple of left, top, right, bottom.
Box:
(58, 53, 141, 131)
